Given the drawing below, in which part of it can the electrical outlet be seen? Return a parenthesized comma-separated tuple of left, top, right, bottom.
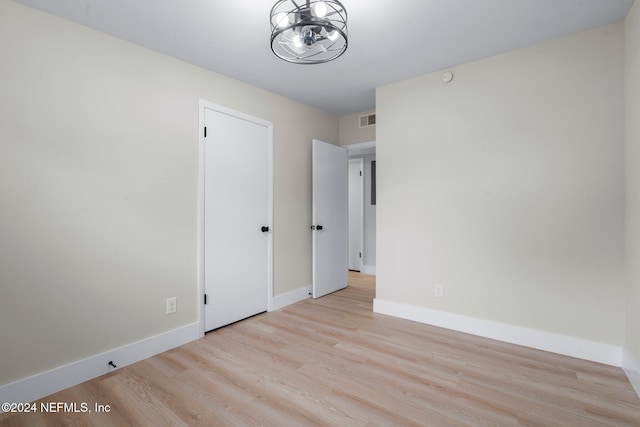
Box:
(434, 284, 444, 298)
(166, 297, 177, 315)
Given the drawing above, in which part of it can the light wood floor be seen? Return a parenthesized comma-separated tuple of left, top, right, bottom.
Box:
(2, 272, 640, 426)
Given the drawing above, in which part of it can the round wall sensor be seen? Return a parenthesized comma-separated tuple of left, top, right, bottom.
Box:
(441, 71, 454, 83)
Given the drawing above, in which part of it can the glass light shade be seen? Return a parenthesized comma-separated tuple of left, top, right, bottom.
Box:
(270, 0, 348, 64)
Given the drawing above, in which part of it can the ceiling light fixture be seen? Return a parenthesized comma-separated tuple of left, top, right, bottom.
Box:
(270, 0, 348, 64)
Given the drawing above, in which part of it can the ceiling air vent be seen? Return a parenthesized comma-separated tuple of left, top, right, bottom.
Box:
(359, 113, 376, 128)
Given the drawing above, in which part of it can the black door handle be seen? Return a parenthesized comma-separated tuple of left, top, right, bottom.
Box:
(261, 226, 269, 232)
(316, 225, 323, 230)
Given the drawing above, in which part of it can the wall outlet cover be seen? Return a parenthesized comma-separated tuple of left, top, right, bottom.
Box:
(166, 297, 177, 315)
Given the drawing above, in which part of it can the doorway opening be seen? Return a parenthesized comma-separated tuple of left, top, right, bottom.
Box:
(346, 141, 376, 277)
(348, 158, 364, 272)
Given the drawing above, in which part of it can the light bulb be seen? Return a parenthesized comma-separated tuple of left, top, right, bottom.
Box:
(272, 12, 289, 29)
(327, 30, 339, 41)
(292, 33, 303, 47)
(313, 2, 328, 18)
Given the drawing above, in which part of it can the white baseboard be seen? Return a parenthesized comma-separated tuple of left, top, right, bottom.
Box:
(0, 322, 200, 411)
(373, 298, 623, 367)
(623, 349, 640, 399)
(361, 265, 376, 275)
(270, 285, 312, 311)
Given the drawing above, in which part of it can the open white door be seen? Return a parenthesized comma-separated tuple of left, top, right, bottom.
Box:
(312, 139, 348, 298)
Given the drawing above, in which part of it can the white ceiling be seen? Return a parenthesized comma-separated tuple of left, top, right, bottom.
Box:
(14, 0, 634, 116)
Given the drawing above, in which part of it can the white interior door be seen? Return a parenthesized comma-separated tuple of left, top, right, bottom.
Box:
(312, 139, 348, 298)
(348, 158, 364, 271)
(204, 106, 271, 332)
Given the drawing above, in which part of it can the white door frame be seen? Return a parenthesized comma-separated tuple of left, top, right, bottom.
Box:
(197, 99, 274, 337)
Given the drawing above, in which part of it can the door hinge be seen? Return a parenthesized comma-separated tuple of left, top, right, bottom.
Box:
(359, 252, 362, 258)
(204, 127, 207, 138)
(360, 171, 362, 176)
(204, 294, 207, 305)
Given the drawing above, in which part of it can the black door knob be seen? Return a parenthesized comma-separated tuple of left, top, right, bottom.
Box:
(261, 226, 269, 232)
(316, 225, 323, 230)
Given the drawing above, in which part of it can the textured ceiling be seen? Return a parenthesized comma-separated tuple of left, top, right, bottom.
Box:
(14, 0, 634, 115)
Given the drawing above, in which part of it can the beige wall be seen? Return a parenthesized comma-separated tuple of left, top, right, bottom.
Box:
(0, 0, 337, 385)
(339, 110, 376, 146)
(625, 0, 640, 362)
(376, 22, 625, 345)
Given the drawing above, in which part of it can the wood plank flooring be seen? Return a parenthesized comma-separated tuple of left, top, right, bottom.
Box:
(2, 272, 639, 426)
